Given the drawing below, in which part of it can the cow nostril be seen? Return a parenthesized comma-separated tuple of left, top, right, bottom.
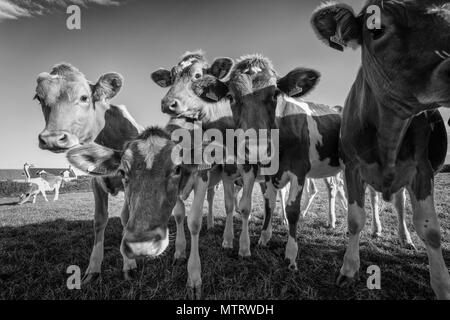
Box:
(38, 135, 47, 147)
(58, 133, 68, 143)
(169, 100, 178, 111)
(153, 233, 162, 242)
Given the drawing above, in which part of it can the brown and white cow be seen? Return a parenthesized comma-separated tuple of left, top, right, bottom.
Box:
(311, 0, 450, 298)
(67, 127, 217, 299)
(35, 63, 145, 282)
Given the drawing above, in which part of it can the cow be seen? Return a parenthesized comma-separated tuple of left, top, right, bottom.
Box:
(19, 163, 63, 204)
(35, 63, 144, 282)
(66, 127, 219, 299)
(311, 0, 450, 299)
(150, 51, 352, 257)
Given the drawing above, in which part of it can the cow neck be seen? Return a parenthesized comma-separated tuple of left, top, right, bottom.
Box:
(93, 103, 142, 150)
(357, 69, 413, 192)
(361, 48, 436, 119)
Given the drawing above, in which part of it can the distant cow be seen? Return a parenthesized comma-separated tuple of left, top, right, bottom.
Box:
(19, 163, 63, 204)
(311, 0, 450, 299)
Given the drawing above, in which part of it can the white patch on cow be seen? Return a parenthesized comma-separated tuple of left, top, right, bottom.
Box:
(137, 137, 167, 169)
(116, 105, 144, 133)
(285, 235, 298, 269)
(286, 172, 303, 207)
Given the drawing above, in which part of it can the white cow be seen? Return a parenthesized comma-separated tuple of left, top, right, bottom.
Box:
(18, 163, 63, 204)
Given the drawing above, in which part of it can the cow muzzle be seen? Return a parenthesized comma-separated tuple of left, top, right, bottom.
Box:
(121, 227, 169, 259)
(38, 130, 79, 152)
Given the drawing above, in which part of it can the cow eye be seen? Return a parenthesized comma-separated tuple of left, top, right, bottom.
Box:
(80, 95, 89, 103)
(118, 169, 129, 183)
(173, 166, 182, 176)
(194, 73, 202, 79)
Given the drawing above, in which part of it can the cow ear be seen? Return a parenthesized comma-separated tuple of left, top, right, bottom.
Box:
(66, 143, 122, 176)
(191, 75, 229, 102)
(277, 68, 321, 97)
(93, 73, 123, 101)
(311, 2, 361, 51)
(151, 69, 173, 88)
(208, 57, 234, 80)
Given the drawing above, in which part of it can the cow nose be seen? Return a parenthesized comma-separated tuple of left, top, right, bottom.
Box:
(161, 98, 180, 114)
(122, 227, 168, 258)
(38, 130, 76, 151)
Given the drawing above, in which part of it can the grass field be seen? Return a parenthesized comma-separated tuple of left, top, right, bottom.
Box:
(1, 174, 449, 300)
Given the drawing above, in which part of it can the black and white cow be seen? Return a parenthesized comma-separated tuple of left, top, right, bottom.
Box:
(311, 0, 450, 299)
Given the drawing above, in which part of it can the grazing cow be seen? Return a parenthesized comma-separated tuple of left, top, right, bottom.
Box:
(19, 163, 63, 204)
(151, 51, 337, 255)
(67, 127, 219, 299)
(311, 0, 450, 298)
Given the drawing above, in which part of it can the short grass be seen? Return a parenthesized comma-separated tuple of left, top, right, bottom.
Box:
(0, 174, 449, 300)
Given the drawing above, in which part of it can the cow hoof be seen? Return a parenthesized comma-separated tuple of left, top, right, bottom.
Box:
(371, 231, 382, 238)
(186, 283, 202, 300)
(173, 257, 187, 266)
(123, 269, 138, 281)
(222, 239, 233, 249)
(325, 223, 336, 229)
(238, 248, 251, 258)
(258, 230, 271, 246)
(81, 272, 100, 285)
(401, 241, 417, 251)
(284, 259, 298, 271)
(336, 272, 358, 287)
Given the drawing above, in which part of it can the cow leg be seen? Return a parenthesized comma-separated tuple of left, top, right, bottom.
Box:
(53, 184, 60, 201)
(324, 178, 337, 229)
(222, 177, 235, 249)
(32, 193, 37, 204)
(82, 178, 110, 285)
(336, 173, 348, 211)
(408, 175, 450, 299)
(237, 167, 256, 257)
(258, 181, 276, 246)
(173, 198, 187, 264)
(393, 189, 416, 250)
(120, 202, 137, 280)
(369, 186, 382, 237)
(285, 174, 305, 271)
(206, 187, 215, 230)
(186, 173, 209, 300)
(300, 179, 317, 218)
(337, 168, 366, 286)
(41, 189, 48, 202)
(279, 185, 288, 226)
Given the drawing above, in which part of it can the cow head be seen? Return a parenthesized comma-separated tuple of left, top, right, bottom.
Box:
(311, 0, 450, 118)
(66, 127, 197, 259)
(151, 50, 233, 119)
(36, 63, 123, 152)
(228, 54, 320, 133)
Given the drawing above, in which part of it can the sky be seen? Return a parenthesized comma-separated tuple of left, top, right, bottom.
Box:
(0, 0, 449, 170)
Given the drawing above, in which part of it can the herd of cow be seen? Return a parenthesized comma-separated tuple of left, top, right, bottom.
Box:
(30, 1, 450, 299)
